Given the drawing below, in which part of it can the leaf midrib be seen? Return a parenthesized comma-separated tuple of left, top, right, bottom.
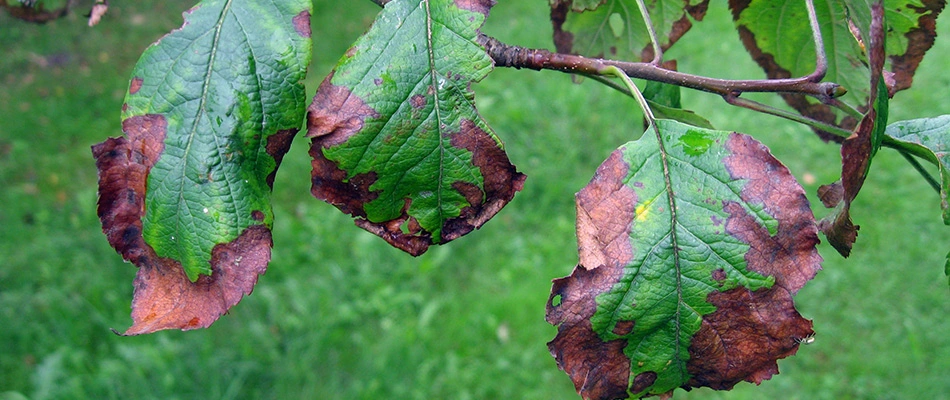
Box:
(424, 0, 446, 242)
(176, 0, 234, 269)
(652, 124, 687, 381)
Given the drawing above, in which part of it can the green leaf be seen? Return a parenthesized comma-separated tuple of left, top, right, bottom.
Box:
(109, 0, 311, 282)
(844, 0, 944, 92)
(547, 120, 821, 398)
(307, 0, 524, 256)
(643, 81, 714, 129)
(730, 0, 943, 132)
(93, 0, 311, 333)
(733, 0, 868, 109)
(884, 116, 950, 224)
(552, 0, 709, 61)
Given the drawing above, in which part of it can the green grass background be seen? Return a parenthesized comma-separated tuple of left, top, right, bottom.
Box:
(2, 1, 949, 399)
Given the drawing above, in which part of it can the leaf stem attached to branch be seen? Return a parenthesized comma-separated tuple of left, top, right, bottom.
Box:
(633, 0, 663, 65)
(600, 66, 656, 126)
(804, 0, 828, 82)
(893, 150, 942, 193)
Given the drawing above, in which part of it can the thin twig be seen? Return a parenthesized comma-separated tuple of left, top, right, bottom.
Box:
(366, 0, 841, 102)
(828, 98, 864, 119)
(478, 35, 842, 100)
(895, 150, 942, 193)
(803, 0, 827, 81)
(582, 73, 636, 98)
(724, 95, 853, 139)
(601, 66, 656, 124)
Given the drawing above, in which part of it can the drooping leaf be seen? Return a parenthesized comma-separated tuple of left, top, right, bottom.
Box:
(884, 115, 950, 224)
(551, 0, 709, 62)
(307, 0, 524, 256)
(547, 120, 821, 399)
(817, 4, 888, 257)
(93, 0, 311, 333)
(729, 0, 942, 138)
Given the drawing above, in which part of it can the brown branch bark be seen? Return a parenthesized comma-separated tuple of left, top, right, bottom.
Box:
(477, 34, 840, 101)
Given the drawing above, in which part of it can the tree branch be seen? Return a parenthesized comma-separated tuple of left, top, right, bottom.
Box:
(477, 34, 841, 101)
(367, 0, 839, 102)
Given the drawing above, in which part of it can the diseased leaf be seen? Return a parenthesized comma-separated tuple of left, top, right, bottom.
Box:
(884, 115, 950, 224)
(93, 137, 272, 335)
(93, 0, 311, 332)
(551, 0, 709, 62)
(547, 120, 821, 399)
(729, 0, 942, 138)
(851, 0, 946, 93)
(730, 0, 865, 139)
(307, 0, 525, 256)
(550, 0, 607, 12)
(817, 4, 888, 257)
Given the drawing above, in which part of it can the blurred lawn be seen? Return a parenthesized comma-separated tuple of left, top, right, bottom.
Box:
(2, 1, 949, 399)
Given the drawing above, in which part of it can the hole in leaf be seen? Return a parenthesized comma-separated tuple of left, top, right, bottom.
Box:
(551, 294, 562, 307)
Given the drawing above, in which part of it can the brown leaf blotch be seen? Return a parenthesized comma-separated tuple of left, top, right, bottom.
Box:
(682, 133, 821, 388)
(453, 0, 495, 16)
(251, 210, 265, 222)
(631, 371, 658, 394)
(410, 94, 427, 109)
(722, 133, 821, 293)
(92, 115, 167, 263)
(817, 182, 844, 208)
(264, 128, 297, 188)
(129, 77, 143, 95)
(307, 72, 380, 147)
(94, 116, 270, 334)
(292, 10, 311, 38)
(550, 1, 574, 55)
(612, 320, 635, 336)
(575, 149, 636, 270)
(356, 218, 431, 256)
(686, 288, 814, 389)
(818, 208, 859, 258)
(639, 1, 709, 62)
(841, 112, 876, 205)
(711, 268, 726, 282)
(547, 266, 631, 400)
(310, 146, 379, 218)
(443, 120, 525, 242)
(124, 225, 272, 335)
(888, 0, 945, 94)
(452, 181, 484, 209)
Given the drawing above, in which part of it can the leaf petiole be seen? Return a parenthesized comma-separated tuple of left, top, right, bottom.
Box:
(599, 65, 656, 127)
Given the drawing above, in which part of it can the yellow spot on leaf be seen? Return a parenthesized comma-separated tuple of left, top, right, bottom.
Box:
(636, 200, 652, 221)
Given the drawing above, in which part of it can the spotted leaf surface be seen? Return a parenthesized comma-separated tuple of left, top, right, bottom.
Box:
(308, 0, 524, 256)
(546, 120, 822, 399)
(93, 0, 311, 333)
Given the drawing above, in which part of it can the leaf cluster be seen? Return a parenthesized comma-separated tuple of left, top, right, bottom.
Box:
(72, 0, 950, 398)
